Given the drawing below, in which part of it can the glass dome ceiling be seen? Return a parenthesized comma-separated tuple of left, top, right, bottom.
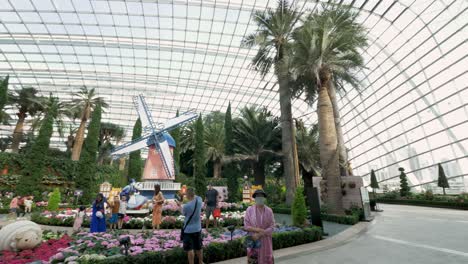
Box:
(0, 0, 466, 192)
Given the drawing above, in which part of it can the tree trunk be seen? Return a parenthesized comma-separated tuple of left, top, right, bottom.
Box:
(11, 113, 26, 153)
(71, 114, 88, 161)
(97, 153, 104, 165)
(213, 160, 222, 179)
(292, 126, 301, 186)
(318, 76, 344, 214)
(277, 56, 297, 206)
(119, 157, 126, 171)
(443, 187, 446, 195)
(253, 160, 266, 186)
(327, 83, 349, 176)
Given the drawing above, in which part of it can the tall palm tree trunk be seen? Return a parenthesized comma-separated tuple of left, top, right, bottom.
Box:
(253, 160, 266, 186)
(71, 117, 87, 161)
(277, 57, 297, 206)
(213, 160, 222, 179)
(318, 78, 344, 214)
(327, 83, 349, 176)
(11, 113, 26, 153)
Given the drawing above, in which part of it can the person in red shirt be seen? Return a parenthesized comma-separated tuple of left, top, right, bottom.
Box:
(9, 196, 20, 218)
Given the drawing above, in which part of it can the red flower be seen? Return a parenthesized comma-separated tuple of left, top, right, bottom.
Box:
(0, 235, 72, 263)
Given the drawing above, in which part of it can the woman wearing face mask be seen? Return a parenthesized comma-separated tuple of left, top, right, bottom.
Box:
(244, 189, 275, 264)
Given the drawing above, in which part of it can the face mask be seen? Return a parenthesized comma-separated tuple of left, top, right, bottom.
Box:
(255, 197, 266, 205)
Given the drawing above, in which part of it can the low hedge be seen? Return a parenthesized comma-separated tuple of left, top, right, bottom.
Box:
(376, 198, 468, 210)
(320, 213, 359, 225)
(271, 207, 291, 214)
(93, 227, 322, 264)
(30, 213, 243, 229)
(271, 207, 361, 225)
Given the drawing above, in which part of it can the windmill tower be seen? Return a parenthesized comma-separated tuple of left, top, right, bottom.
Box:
(111, 95, 197, 200)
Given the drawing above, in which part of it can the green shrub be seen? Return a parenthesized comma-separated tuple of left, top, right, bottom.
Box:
(47, 188, 61, 211)
(128, 119, 143, 182)
(399, 167, 411, 197)
(193, 116, 207, 199)
(424, 190, 434, 200)
(292, 186, 307, 227)
(263, 178, 285, 206)
(321, 213, 360, 225)
(207, 178, 228, 186)
(76, 104, 102, 203)
(381, 190, 399, 200)
(270, 206, 360, 225)
(376, 198, 468, 210)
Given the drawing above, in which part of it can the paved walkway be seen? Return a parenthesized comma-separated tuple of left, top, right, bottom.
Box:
(276, 204, 468, 264)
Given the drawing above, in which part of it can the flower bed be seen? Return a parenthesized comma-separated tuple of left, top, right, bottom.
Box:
(1, 225, 322, 264)
(31, 210, 245, 229)
(0, 234, 72, 264)
(60, 227, 322, 263)
(162, 201, 246, 216)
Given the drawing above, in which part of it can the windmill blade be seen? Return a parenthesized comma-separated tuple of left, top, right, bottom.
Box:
(133, 95, 156, 131)
(111, 134, 151, 156)
(155, 134, 175, 179)
(161, 111, 198, 132)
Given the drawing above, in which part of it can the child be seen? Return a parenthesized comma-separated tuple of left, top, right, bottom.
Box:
(73, 206, 86, 233)
(109, 196, 120, 230)
(118, 196, 127, 229)
(24, 196, 33, 214)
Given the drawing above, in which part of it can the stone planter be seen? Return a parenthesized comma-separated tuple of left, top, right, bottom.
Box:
(311, 176, 364, 210)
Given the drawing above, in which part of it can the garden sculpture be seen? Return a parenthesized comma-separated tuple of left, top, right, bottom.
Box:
(0, 220, 42, 251)
(120, 179, 148, 209)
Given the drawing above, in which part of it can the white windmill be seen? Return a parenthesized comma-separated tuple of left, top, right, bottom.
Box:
(111, 95, 197, 207)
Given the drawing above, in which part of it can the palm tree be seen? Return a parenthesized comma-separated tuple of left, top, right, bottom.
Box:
(205, 122, 225, 178)
(242, 0, 302, 204)
(231, 106, 282, 186)
(291, 4, 367, 213)
(98, 122, 125, 165)
(30, 96, 74, 138)
(296, 121, 320, 177)
(9, 87, 44, 152)
(65, 124, 77, 154)
(70, 86, 108, 161)
(180, 114, 226, 178)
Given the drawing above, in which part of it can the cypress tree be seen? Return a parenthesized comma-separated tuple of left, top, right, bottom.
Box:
(225, 103, 239, 202)
(128, 118, 142, 182)
(370, 169, 379, 198)
(77, 104, 102, 203)
(16, 97, 57, 197)
(47, 188, 61, 211)
(194, 115, 207, 198)
(292, 186, 307, 227)
(170, 110, 181, 179)
(437, 163, 449, 195)
(399, 167, 410, 197)
(0, 75, 8, 111)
